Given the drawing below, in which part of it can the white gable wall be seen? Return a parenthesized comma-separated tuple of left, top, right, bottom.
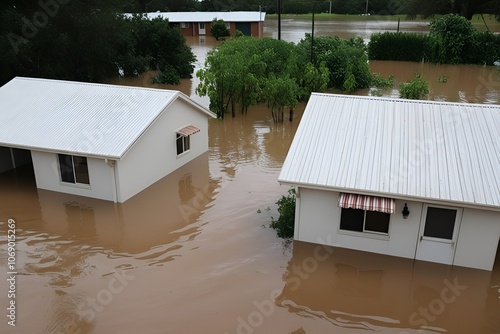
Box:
(31, 151, 115, 201)
(115, 99, 209, 202)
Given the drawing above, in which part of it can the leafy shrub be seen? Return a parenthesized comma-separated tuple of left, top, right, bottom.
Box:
(368, 32, 430, 62)
(371, 73, 395, 89)
(399, 74, 429, 100)
(211, 18, 230, 41)
(298, 35, 372, 92)
(368, 14, 500, 65)
(270, 188, 296, 238)
(153, 64, 180, 84)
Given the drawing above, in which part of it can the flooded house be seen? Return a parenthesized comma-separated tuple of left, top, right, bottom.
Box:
(146, 11, 266, 37)
(0, 77, 215, 203)
(279, 93, 500, 271)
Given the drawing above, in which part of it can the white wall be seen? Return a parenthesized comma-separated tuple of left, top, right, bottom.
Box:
(31, 151, 115, 201)
(116, 99, 210, 202)
(296, 187, 500, 271)
(454, 208, 500, 271)
(295, 187, 423, 259)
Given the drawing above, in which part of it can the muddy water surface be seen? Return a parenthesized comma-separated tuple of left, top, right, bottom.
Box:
(1, 18, 500, 334)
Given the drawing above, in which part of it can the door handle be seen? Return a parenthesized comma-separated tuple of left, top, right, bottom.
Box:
(451, 241, 455, 249)
(419, 235, 423, 242)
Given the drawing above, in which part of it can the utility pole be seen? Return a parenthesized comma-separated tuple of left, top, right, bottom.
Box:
(365, 0, 369, 15)
(311, 0, 315, 63)
(259, 5, 262, 38)
(278, 0, 281, 40)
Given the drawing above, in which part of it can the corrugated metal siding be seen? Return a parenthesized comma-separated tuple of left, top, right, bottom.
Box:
(146, 11, 266, 23)
(0, 77, 213, 159)
(279, 93, 500, 209)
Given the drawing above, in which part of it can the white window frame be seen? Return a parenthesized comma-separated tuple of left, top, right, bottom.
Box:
(338, 208, 391, 240)
(176, 133, 191, 156)
(57, 154, 91, 187)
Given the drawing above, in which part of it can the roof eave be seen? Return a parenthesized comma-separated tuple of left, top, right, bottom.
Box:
(278, 180, 500, 213)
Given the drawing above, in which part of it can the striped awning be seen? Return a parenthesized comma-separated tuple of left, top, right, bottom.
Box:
(176, 125, 200, 137)
(338, 193, 395, 214)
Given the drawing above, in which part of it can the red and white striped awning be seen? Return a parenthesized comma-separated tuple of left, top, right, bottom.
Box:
(176, 125, 200, 137)
(338, 193, 395, 214)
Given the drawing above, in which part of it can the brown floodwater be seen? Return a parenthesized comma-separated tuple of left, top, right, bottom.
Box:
(1, 17, 500, 334)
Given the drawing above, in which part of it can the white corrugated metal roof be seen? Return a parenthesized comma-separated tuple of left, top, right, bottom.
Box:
(146, 11, 266, 23)
(0, 77, 214, 159)
(279, 93, 500, 210)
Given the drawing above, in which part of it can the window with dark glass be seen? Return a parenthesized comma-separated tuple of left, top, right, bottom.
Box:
(340, 208, 390, 234)
(176, 133, 190, 155)
(423, 207, 456, 240)
(58, 154, 90, 185)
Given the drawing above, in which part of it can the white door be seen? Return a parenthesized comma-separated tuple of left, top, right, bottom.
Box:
(415, 204, 462, 265)
(199, 22, 206, 35)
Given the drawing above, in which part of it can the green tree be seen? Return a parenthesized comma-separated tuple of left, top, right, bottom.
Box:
(211, 18, 230, 41)
(429, 14, 475, 64)
(407, 0, 499, 20)
(262, 75, 299, 122)
(399, 74, 429, 100)
(298, 35, 372, 93)
(196, 36, 328, 120)
(0, 1, 196, 86)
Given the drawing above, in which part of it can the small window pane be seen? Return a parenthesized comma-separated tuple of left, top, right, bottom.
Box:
(58, 154, 75, 183)
(73, 156, 90, 184)
(424, 207, 456, 240)
(176, 134, 184, 155)
(340, 208, 364, 232)
(365, 211, 390, 233)
(184, 136, 190, 151)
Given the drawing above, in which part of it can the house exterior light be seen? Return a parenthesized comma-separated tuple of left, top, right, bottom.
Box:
(402, 203, 410, 219)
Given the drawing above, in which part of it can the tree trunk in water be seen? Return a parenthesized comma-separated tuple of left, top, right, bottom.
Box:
(289, 108, 294, 122)
(231, 101, 235, 118)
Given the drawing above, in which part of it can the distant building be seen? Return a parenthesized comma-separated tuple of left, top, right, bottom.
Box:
(146, 11, 266, 37)
(279, 93, 500, 271)
(0, 77, 215, 203)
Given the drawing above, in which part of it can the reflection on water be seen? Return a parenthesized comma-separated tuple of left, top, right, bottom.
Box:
(1, 17, 500, 334)
(264, 17, 430, 43)
(277, 241, 500, 333)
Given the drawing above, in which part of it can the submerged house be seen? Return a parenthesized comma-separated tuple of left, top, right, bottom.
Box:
(279, 93, 500, 271)
(146, 11, 266, 37)
(0, 77, 215, 203)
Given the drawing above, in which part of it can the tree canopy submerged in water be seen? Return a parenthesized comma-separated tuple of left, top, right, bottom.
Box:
(0, 0, 196, 86)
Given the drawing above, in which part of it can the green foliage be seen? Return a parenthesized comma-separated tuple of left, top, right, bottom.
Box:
(399, 74, 429, 100)
(430, 14, 474, 64)
(196, 37, 328, 120)
(0, 3, 196, 86)
(153, 64, 181, 84)
(211, 18, 230, 41)
(406, 0, 498, 20)
(123, 15, 196, 78)
(368, 32, 430, 62)
(371, 73, 395, 89)
(234, 30, 244, 38)
(269, 188, 296, 239)
(368, 14, 500, 65)
(297, 35, 372, 92)
(437, 75, 448, 83)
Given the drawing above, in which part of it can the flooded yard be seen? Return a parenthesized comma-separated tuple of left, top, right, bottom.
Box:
(1, 17, 500, 334)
